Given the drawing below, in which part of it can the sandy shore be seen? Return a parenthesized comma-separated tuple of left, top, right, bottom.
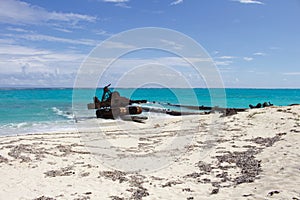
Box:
(0, 105, 299, 200)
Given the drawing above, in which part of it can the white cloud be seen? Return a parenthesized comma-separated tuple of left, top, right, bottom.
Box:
(0, 0, 96, 25)
(18, 33, 100, 46)
(0, 51, 216, 87)
(214, 55, 235, 66)
(0, 42, 84, 75)
(77, 56, 213, 88)
(102, 0, 131, 8)
(0, 41, 201, 74)
(53, 27, 73, 33)
(115, 3, 131, 8)
(0, 38, 16, 45)
(269, 46, 280, 50)
(0, 72, 76, 87)
(6, 26, 29, 33)
(103, 0, 129, 2)
(217, 56, 236, 59)
(160, 39, 184, 50)
(170, 0, 184, 6)
(234, 0, 264, 5)
(0, 44, 48, 56)
(93, 29, 112, 36)
(253, 52, 266, 56)
(215, 60, 233, 66)
(212, 51, 219, 55)
(101, 41, 136, 49)
(47, 12, 96, 23)
(243, 57, 253, 61)
(283, 72, 300, 76)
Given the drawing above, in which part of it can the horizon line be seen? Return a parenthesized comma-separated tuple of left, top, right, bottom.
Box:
(0, 86, 300, 90)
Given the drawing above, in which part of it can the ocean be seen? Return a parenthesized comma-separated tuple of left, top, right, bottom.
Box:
(0, 88, 299, 136)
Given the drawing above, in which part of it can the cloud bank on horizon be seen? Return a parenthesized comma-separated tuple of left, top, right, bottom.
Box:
(0, 0, 299, 88)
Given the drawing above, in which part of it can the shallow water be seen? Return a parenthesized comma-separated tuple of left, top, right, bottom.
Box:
(0, 88, 299, 136)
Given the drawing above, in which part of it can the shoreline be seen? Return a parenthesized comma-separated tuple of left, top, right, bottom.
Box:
(0, 105, 299, 199)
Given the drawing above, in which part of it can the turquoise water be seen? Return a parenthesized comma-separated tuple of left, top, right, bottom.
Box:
(0, 88, 299, 136)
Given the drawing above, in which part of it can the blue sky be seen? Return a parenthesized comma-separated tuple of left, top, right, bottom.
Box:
(0, 0, 299, 88)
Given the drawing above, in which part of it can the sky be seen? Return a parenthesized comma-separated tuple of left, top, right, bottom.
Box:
(0, 0, 299, 88)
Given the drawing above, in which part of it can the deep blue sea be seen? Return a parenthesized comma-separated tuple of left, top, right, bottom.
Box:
(0, 88, 299, 136)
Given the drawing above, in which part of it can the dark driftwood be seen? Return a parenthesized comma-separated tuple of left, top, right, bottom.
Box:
(142, 104, 246, 117)
(155, 102, 247, 112)
(249, 102, 273, 109)
(142, 107, 199, 116)
(129, 100, 147, 104)
(288, 103, 299, 106)
(92, 95, 249, 119)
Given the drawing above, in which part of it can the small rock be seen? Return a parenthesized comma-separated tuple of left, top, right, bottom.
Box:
(268, 190, 280, 196)
(211, 188, 219, 195)
(182, 188, 193, 192)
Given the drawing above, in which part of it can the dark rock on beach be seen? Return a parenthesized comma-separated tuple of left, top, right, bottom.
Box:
(268, 190, 280, 196)
(249, 101, 273, 109)
(211, 188, 219, 195)
(220, 108, 237, 117)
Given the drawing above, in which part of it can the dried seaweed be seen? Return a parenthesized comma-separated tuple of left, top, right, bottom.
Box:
(131, 186, 149, 200)
(44, 166, 75, 177)
(216, 149, 262, 184)
(0, 155, 8, 163)
(33, 196, 55, 200)
(99, 170, 128, 183)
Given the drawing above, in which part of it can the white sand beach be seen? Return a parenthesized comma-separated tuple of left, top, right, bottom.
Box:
(0, 105, 299, 200)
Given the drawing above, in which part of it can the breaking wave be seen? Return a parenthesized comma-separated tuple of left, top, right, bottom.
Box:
(51, 107, 74, 120)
